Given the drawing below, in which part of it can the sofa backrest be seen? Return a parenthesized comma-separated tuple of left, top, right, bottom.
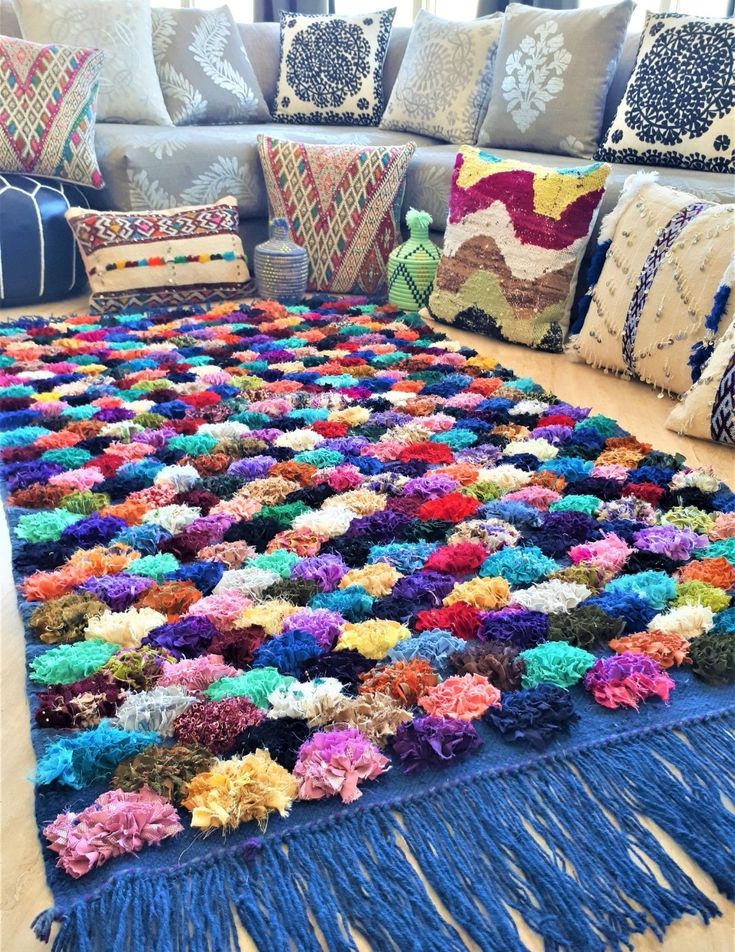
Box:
(239, 19, 636, 132)
(0, 0, 20, 36)
(601, 30, 640, 135)
(0, 0, 638, 140)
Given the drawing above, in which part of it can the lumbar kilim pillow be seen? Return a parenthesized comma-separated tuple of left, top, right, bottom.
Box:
(65, 196, 252, 313)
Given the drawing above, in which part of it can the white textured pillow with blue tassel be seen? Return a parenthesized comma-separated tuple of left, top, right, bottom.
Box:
(569, 173, 734, 395)
(666, 262, 735, 445)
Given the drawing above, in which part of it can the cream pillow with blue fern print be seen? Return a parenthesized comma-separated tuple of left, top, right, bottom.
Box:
(152, 5, 270, 125)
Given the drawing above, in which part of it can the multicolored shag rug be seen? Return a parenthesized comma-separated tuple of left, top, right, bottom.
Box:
(1, 299, 734, 952)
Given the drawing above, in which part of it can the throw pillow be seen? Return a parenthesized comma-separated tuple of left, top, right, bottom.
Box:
(596, 13, 735, 173)
(151, 5, 270, 125)
(427, 148, 610, 352)
(666, 319, 735, 446)
(257, 135, 415, 295)
(273, 9, 395, 126)
(380, 10, 503, 145)
(572, 175, 734, 394)
(16, 0, 172, 125)
(0, 36, 103, 188)
(478, 1, 633, 159)
(65, 196, 251, 314)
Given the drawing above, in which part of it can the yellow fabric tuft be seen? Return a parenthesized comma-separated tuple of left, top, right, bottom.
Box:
(337, 619, 411, 660)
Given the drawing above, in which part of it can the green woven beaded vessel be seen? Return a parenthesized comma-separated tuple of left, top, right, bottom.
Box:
(387, 208, 441, 311)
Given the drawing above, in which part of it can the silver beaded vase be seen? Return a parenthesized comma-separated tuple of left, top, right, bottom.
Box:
(254, 218, 309, 305)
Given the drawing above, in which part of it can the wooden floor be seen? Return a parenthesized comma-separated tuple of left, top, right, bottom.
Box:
(0, 294, 732, 951)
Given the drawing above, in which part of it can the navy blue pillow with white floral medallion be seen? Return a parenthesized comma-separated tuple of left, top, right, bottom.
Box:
(597, 12, 735, 173)
(273, 9, 395, 126)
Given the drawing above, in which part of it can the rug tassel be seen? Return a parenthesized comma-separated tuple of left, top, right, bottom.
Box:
(43, 712, 735, 952)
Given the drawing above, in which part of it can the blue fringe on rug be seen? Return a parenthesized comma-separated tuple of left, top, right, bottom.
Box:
(34, 708, 735, 952)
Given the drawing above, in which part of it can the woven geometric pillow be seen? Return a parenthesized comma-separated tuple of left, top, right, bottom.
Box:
(65, 197, 252, 314)
(258, 135, 415, 295)
(427, 148, 609, 353)
(273, 9, 395, 126)
(572, 175, 734, 394)
(0, 36, 104, 188)
(666, 310, 735, 446)
(151, 5, 271, 125)
(596, 12, 735, 173)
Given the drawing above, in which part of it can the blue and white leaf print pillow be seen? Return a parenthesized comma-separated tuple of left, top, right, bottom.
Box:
(597, 12, 735, 173)
(273, 9, 395, 126)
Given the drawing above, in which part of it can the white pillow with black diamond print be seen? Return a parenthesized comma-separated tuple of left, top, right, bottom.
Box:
(597, 12, 735, 173)
(151, 5, 270, 125)
(273, 9, 395, 126)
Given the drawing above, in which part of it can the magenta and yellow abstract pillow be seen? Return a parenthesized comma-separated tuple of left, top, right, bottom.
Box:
(428, 149, 609, 352)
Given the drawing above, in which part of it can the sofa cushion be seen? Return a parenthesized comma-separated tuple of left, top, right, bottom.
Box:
(478, 1, 633, 159)
(380, 11, 502, 144)
(597, 13, 735, 174)
(15, 0, 172, 126)
(93, 122, 437, 217)
(272, 9, 395, 126)
(151, 5, 270, 125)
(234, 22, 412, 112)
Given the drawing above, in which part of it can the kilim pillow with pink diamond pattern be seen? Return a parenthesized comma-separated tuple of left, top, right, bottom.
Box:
(65, 196, 252, 313)
(0, 35, 104, 188)
(258, 135, 415, 295)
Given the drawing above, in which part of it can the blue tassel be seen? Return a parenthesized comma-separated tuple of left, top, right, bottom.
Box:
(705, 282, 731, 335)
(31, 907, 60, 943)
(40, 712, 734, 952)
(689, 282, 732, 383)
(571, 239, 611, 334)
